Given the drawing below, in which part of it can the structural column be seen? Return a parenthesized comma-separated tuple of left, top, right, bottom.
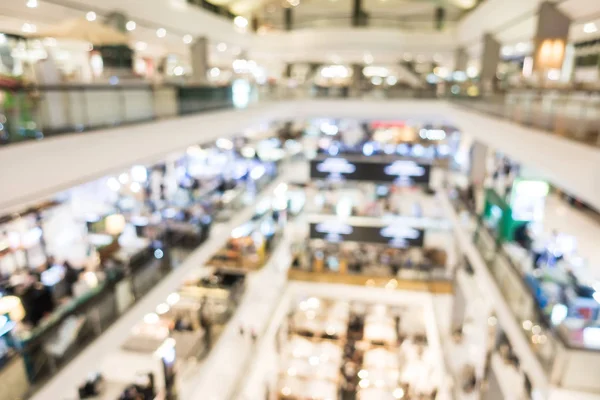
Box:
(454, 47, 468, 72)
(352, 0, 367, 27)
(469, 141, 489, 213)
(190, 37, 208, 82)
(284, 8, 293, 31)
(479, 34, 500, 95)
(101, 12, 133, 77)
(104, 11, 128, 32)
(469, 141, 488, 186)
(351, 64, 362, 90)
(533, 1, 571, 79)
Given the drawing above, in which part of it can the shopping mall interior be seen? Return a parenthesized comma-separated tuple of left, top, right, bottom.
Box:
(1, 1, 600, 400)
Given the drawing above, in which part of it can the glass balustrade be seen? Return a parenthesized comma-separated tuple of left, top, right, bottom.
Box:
(0, 84, 233, 146)
(3, 84, 599, 154)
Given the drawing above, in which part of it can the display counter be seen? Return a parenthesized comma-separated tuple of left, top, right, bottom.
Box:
(208, 191, 293, 273)
(70, 268, 246, 400)
(288, 215, 453, 293)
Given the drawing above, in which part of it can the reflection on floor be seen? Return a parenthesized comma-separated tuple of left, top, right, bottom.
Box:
(279, 296, 439, 400)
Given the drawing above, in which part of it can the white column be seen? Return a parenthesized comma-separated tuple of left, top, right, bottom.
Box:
(190, 37, 208, 83)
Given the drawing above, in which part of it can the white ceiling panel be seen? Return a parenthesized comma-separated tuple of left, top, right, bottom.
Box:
(457, 0, 542, 45)
(494, 15, 537, 43)
(559, 0, 600, 21)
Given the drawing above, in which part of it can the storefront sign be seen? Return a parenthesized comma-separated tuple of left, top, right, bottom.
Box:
(310, 157, 430, 184)
(510, 179, 549, 222)
(310, 223, 424, 247)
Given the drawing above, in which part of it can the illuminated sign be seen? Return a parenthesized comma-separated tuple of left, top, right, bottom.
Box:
(510, 179, 549, 222)
(384, 160, 427, 177)
(314, 222, 354, 242)
(315, 158, 357, 176)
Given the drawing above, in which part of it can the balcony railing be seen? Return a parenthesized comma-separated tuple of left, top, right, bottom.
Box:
(453, 91, 600, 147)
(3, 84, 600, 153)
(261, 15, 456, 31)
(0, 84, 233, 146)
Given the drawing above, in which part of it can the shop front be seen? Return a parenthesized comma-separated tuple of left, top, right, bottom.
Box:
(0, 133, 286, 394)
(289, 215, 454, 293)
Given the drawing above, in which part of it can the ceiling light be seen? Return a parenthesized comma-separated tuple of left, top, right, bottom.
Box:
(584, 22, 598, 34)
(234, 16, 248, 28)
(217, 42, 227, 52)
(502, 46, 513, 56)
(86, 11, 97, 22)
(386, 76, 397, 85)
(156, 28, 166, 38)
(21, 23, 36, 33)
(173, 66, 184, 76)
(466, 66, 478, 78)
(403, 53, 412, 61)
(363, 53, 373, 64)
(183, 34, 193, 44)
(126, 20, 136, 31)
(210, 67, 220, 77)
(393, 388, 405, 399)
(26, 0, 38, 8)
(135, 41, 148, 51)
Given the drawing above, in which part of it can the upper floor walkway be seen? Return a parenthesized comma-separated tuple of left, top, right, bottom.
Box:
(1, 85, 600, 213)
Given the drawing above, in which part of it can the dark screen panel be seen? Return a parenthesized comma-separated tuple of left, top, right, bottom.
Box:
(309, 157, 430, 184)
(309, 222, 425, 247)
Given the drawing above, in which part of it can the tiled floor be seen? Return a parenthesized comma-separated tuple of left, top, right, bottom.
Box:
(180, 232, 292, 400)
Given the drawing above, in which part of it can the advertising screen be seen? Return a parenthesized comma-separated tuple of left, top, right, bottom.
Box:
(309, 157, 430, 184)
(309, 222, 425, 247)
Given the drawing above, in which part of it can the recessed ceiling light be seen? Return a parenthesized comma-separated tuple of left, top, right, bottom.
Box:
(21, 22, 36, 33)
(126, 20, 136, 31)
(584, 22, 598, 34)
(156, 28, 166, 38)
(26, 0, 38, 8)
(86, 11, 96, 21)
(183, 34, 193, 44)
(234, 16, 248, 29)
(44, 37, 57, 47)
(135, 41, 148, 51)
(217, 42, 227, 52)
